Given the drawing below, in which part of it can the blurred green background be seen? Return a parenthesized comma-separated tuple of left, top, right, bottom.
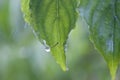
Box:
(0, 0, 120, 80)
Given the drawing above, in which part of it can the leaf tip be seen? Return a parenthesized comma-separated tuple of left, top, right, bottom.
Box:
(60, 63, 67, 71)
(55, 56, 67, 71)
(51, 44, 67, 71)
(108, 60, 118, 80)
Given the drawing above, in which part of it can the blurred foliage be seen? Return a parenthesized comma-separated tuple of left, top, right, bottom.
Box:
(79, 1, 120, 80)
(0, 0, 120, 80)
(0, 0, 12, 43)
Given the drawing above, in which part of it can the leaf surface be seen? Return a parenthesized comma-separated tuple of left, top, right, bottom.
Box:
(79, 0, 120, 79)
(21, 0, 79, 71)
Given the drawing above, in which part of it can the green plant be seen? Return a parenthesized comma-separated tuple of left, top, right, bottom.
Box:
(21, 0, 120, 80)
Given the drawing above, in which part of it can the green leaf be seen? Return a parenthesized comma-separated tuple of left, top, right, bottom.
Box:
(79, 0, 120, 80)
(21, 0, 79, 71)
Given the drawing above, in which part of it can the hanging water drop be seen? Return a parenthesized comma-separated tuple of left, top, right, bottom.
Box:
(45, 46, 50, 52)
(43, 40, 51, 52)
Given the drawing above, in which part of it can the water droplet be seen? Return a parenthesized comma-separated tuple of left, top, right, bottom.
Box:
(45, 46, 50, 52)
(43, 40, 51, 52)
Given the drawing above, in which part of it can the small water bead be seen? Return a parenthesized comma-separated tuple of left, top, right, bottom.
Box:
(45, 46, 50, 52)
(43, 40, 51, 52)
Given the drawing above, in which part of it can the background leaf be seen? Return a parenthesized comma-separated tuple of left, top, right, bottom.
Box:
(21, 0, 79, 71)
(79, 0, 120, 80)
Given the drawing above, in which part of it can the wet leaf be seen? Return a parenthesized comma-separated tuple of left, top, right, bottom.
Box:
(21, 0, 79, 71)
(79, 0, 120, 80)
